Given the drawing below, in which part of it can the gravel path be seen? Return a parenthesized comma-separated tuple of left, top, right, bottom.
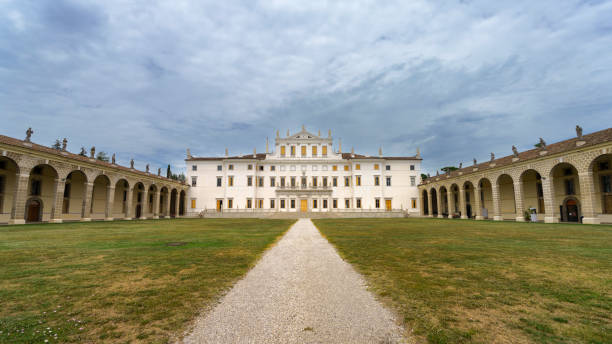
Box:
(183, 218, 404, 344)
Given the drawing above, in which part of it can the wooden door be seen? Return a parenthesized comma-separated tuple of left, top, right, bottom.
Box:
(26, 200, 41, 222)
(300, 200, 308, 212)
(385, 199, 392, 211)
(216, 200, 222, 212)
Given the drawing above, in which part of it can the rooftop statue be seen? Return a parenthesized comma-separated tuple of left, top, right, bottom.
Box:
(25, 127, 34, 142)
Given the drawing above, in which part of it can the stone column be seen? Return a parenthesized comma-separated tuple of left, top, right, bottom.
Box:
(541, 177, 557, 223)
(492, 183, 502, 221)
(9, 173, 30, 225)
(81, 182, 94, 221)
(152, 189, 160, 219)
(579, 171, 600, 224)
(436, 189, 444, 218)
(50, 178, 65, 223)
(105, 186, 115, 221)
(427, 190, 433, 217)
(447, 189, 455, 218)
(124, 187, 133, 220)
(513, 181, 525, 222)
(141, 188, 149, 219)
(419, 193, 425, 216)
(173, 192, 180, 218)
(165, 192, 172, 218)
(474, 186, 483, 220)
(459, 186, 467, 219)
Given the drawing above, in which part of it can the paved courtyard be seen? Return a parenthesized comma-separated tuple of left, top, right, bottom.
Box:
(183, 218, 404, 344)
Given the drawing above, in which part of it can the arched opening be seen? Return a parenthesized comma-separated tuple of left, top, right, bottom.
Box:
(422, 190, 429, 215)
(91, 175, 110, 220)
(550, 163, 581, 222)
(439, 186, 448, 217)
(27, 164, 58, 222)
(113, 179, 130, 218)
(179, 190, 186, 216)
(464, 181, 475, 219)
(160, 187, 169, 217)
(170, 189, 178, 217)
(449, 184, 460, 218)
(25, 197, 43, 222)
(430, 188, 438, 216)
(148, 185, 158, 217)
(562, 197, 581, 222)
(497, 174, 516, 220)
(132, 182, 145, 219)
(0, 156, 19, 223)
(63, 170, 88, 221)
(591, 154, 612, 223)
(520, 169, 545, 219)
(478, 178, 493, 219)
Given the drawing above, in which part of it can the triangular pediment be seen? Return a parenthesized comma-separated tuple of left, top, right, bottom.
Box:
(289, 129, 320, 140)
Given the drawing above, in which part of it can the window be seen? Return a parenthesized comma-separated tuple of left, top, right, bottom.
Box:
(344, 165, 349, 171)
(312, 177, 317, 187)
(356, 199, 362, 208)
(217, 165, 222, 171)
(312, 146, 317, 156)
(229, 164, 234, 170)
(386, 177, 392, 186)
(280, 177, 285, 187)
(259, 165, 264, 171)
(599, 162, 610, 171)
(301, 146, 307, 157)
(344, 177, 350, 186)
(410, 165, 415, 171)
(228, 176, 234, 187)
(332, 165, 338, 171)
(247, 176, 253, 186)
(291, 146, 296, 156)
(386, 165, 391, 170)
(410, 176, 416, 186)
(322, 165, 328, 171)
(30, 179, 41, 196)
(191, 176, 197, 187)
(312, 165, 318, 171)
(257, 199, 263, 209)
(301, 177, 307, 187)
(281, 199, 286, 208)
(323, 177, 328, 187)
(602, 175, 612, 193)
(247, 199, 252, 208)
(0, 175, 4, 211)
(291, 177, 296, 187)
(565, 179, 575, 195)
(411, 198, 417, 209)
(281, 146, 286, 156)
(192, 165, 197, 171)
(62, 182, 71, 214)
(271, 165, 276, 171)
(228, 199, 233, 208)
(323, 199, 328, 208)
(322, 145, 327, 156)
(313, 199, 318, 208)
(333, 199, 338, 208)
(270, 177, 276, 187)
(258, 177, 264, 187)
(191, 199, 196, 209)
(291, 199, 296, 208)
(374, 176, 380, 186)
(216, 177, 222, 187)
(355, 164, 360, 170)
(248, 164, 253, 170)
(333, 177, 338, 187)
(345, 199, 350, 208)
(375, 198, 380, 209)
(270, 199, 275, 209)
(355, 176, 361, 186)
(374, 164, 379, 170)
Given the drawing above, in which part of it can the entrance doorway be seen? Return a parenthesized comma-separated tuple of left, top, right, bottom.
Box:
(135, 204, 142, 219)
(300, 199, 308, 212)
(385, 199, 392, 211)
(564, 198, 580, 222)
(216, 200, 223, 212)
(26, 198, 42, 222)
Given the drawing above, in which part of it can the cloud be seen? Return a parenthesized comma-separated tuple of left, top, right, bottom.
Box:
(0, 0, 611, 175)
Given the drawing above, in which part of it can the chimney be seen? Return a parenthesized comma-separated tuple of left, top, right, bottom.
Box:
(379, 146, 383, 157)
(253, 147, 257, 158)
(338, 139, 342, 153)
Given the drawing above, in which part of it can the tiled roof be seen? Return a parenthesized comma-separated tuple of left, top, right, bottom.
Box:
(0, 134, 185, 184)
(187, 153, 421, 161)
(421, 127, 612, 185)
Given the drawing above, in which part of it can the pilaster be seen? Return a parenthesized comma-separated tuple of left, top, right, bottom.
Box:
(50, 178, 65, 223)
(579, 171, 601, 224)
(459, 186, 467, 219)
(492, 183, 502, 221)
(9, 174, 30, 225)
(514, 181, 525, 222)
(81, 182, 94, 221)
(105, 186, 115, 221)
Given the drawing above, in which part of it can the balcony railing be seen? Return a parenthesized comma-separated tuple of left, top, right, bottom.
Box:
(276, 184, 331, 190)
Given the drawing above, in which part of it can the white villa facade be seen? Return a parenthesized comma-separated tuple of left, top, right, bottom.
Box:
(185, 128, 422, 215)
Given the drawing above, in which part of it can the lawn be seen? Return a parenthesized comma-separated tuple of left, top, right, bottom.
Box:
(314, 218, 612, 344)
(0, 218, 294, 343)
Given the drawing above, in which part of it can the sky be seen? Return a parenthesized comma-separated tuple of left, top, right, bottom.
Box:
(1, 0, 611, 175)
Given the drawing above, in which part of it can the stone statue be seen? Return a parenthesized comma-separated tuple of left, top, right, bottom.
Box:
(146, 164, 150, 173)
(157, 168, 161, 176)
(90, 146, 95, 158)
(276, 130, 280, 138)
(318, 130, 321, 136)
(61, 138, 67, 151)
(328, 129, 332, 138)
(379, 146, 383, 156)
(225, 148, 228, 157)
(512, 145, 519, 157)
(576, 125, 583, 139)
(186, 148, 191, 158)
(301, 124, 305, 131)
(436, 170, 439, 176)
(539, 137, 546, 148)
(25, 127, 34, 142)
(111, 153, 116, 164)
(491, 152, 495, 161)
(287, 129, 290, 137)
(130, 159, 134, 169)
(473, 158, 477, 165)
(459, 162, 462, 169)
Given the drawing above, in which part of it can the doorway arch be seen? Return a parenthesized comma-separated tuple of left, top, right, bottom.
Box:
(25, 197, 43, 222)
(562, 197, 581, 222)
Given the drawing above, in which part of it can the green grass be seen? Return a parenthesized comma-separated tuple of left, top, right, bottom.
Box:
(0, 218, 294, 343)
(314, 218, 612, 344)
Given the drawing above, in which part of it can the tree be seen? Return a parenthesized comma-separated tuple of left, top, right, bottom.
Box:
(440, 166, 458, 173)
(96, 151, 109, 162)
(79, 147, 87, 156)
(51, 139, 61, 150)
(421, 173, 428, 181)
(166, 164, 171, 178)
(169, 172, 186, 183)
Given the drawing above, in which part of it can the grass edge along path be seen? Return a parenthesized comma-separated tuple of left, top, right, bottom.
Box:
(0, 218, 295, 344)
(314, 218, 612, 344)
